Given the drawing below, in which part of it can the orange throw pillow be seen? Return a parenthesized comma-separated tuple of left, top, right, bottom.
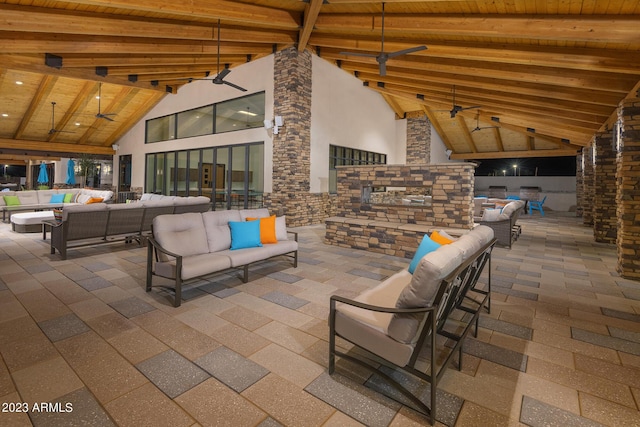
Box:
(246, 215, 278, 244)
(86, 197, 104, 204)
(430, 230, 453, 245)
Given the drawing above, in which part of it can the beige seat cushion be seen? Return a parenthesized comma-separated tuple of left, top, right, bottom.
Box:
(202, 210, 242, 252)
(152, 212, 209, 262)
(155, 252, 231, 281)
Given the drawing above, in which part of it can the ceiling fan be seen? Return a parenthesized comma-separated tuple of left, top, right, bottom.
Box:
(471, 111, 500, 133)
(339, 2, 427, 77)
(447, 85, 481, 118)
(95, 83, 116, 121)
(48, 102, 74, 135)
(185, 20, 247, 91)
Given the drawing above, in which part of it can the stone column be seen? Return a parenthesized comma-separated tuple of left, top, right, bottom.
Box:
(265, 47, 330, 226)
(582, 144, 595, 226)
(593, 132, 617, 243)
(406, 114, 431, 164)
(575, 153, 583, 217)
(616, 98, 640, 280)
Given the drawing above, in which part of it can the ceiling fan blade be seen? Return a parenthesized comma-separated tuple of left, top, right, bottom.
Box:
(386, 45, 427, 59)
(96, 114, 115, 121)
(223, 81, 247, 92)
(460, 105, 482, 111)
(216, 68, 231, 80)
(339, 51, 378, 58)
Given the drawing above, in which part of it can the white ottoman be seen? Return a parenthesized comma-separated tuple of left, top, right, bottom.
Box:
(10, 211, 55, 233)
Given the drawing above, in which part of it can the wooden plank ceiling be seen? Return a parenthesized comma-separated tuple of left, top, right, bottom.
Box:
(0, 0, 639, 165)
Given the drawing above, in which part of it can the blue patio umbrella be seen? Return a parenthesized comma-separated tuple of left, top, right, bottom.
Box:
(65, 159, 76, 185)
(37, 162, 49, 185)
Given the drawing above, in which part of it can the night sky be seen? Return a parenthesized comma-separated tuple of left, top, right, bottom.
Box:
(473, 156, 577, 177)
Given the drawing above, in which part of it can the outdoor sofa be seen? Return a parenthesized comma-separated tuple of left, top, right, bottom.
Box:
(329, 225, 496, 425)
(0, 188, 113, 222)
(146, 208, 298, 307)
(47, 195, 210, 259)
(474, 198, 525, 248)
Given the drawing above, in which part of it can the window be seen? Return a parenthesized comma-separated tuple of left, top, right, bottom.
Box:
(329, 145, 387, 193)
(145, 142, 264, 210)
(145, 92, 265, 143)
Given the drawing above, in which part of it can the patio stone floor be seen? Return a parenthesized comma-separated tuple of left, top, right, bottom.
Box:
(0, 212, 639, 426)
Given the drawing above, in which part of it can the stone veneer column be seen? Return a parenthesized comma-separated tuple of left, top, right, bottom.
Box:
(582, 144, 595, 226)
(265, 47, 331, 226)
(575, 153, 583, 217)
(593, 132, 617, 243)
(616, 98, 640, 280)
(406, 115, 431, 164)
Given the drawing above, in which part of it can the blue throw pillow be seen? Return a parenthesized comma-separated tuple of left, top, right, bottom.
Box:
(50, 194, 65, 203)
(408, 234, 441, 274)
(229, 220, 263, 250)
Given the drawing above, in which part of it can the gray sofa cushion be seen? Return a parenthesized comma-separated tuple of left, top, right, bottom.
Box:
(155, 252, 231, 281)
(202, 210, 242, 252)
(388, 243, 464, 344)
(62, 202, 108, 221)
(219, 240, 298, 267)
(153, 212, 209, 262)
(239, 208, 270, 221)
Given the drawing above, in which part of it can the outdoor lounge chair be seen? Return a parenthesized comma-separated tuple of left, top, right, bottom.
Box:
(528, 196, 546, 216)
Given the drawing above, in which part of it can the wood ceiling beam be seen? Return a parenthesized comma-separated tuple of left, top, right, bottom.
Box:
(0, 30, 296, 54)
(48, 81, 96, 142)
(100, 60, 248, 77)
(0, 138, 115, 155)
(78, 86, 136, 144)
(336, 62, 623, 107)
(451, 149, 580, 160)
(298, 0, 324, 53)
(314, 14, 640, 44)
(105, 91, 166, 146)
(457, 114, 478, 153)
(14, 75, 57, 139)
(422, 105, 454, 151)
(380, 93, 405, 119)
(0, 54, 166, 92)
(57, 0, 300, 29)
(324, 51, 635, 93)
(0, 5, 214, 40)
(0, 154, 60, 164)
(59, 52, 266, 68)
(310, 35, 640, 75)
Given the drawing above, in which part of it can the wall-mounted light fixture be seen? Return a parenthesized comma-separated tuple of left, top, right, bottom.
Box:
(264, 116, 284, 134)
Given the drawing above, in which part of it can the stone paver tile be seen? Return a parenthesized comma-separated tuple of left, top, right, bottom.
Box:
(107, 327, 169, 365)
(105, 382, 194, 427)
(175, 307, 230, 336)
(136, 350, 209, 399)
(15, 288, 71, 322)
(209, 323, 270, 357)
(454, 401, 519, 427)
(526, 357, 636, 408)
(29, 387, 115, 427)
(196, 347, 269, 392)
(176, 378, 266, 426)
(0, 392, 33, 426)
(38, 313, 90, 342)
(0, 330, 59, 372)
(249, 344, 324, 388)
(11, 357, 84, 403)
(261, 290, 309, 310)
(86, 311, 137, 340)
(578, 392, 640, 427)
(218, 305, 271, 331)
(255, 321, 319, 354)
(68, 297, 116, 321)
(519, 395, 603, 427)
(243, 374, 334, 427)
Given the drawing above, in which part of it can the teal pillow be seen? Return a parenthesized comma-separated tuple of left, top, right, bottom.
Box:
(408, 234, 441, 274)
(3, 195, 20, 206)
(229, 220, 263, 250)
(50, 194, 65, 203)
(63, 193, 74, 203)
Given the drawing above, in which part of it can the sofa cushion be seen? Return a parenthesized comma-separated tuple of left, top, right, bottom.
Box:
(86, 197, 104, 204)
(220, 240, 298, 267)
(155, 253, 231, 281)
(246, 215, 277, 244)
(202, 210, 241, 252)
(63, 193, 74, 203)
(388, 244, 464, 344)
(239, 208, 270, 221)
(3, 195, 21, 206)
(275, 216, 288, 241)
(17, 191, 39, 205)
(481, 208, 507, 222)
(153, 212, 210, 262)
(408, 234, 441, 274)
(229, 220, 262, 250)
